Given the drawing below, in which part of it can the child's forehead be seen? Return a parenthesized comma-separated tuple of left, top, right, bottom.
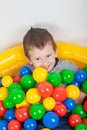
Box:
(29, 44, 53, 52)
(28, 44, 54, 56)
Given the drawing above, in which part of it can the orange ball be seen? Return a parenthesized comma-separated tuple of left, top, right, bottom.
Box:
(38, 82, 53, 98)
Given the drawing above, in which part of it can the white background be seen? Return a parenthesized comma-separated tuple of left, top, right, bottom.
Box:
(0, 0, 87, 52)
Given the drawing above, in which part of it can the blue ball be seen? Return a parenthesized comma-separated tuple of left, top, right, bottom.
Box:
(72, 79, 81, 88)
(75, 70, 87, 83)
(42, 112, 59, 129)
(4, 108, 16, 121)
(20, 66, 32, 76)
(0, 120, 8, 130)
(24, 118, 37, 130)
(64, 98, 76, 111)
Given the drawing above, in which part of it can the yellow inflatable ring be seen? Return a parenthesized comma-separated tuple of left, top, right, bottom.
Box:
(0, 41, 87, 77)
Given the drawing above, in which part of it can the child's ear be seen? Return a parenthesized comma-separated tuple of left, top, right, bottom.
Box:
(55, 49, 58, 58)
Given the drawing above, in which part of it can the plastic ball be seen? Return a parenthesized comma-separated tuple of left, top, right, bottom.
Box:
(75, 70, 87, 83)
(83, 100, 87, 112)
(47, 72, 62, 87)
(20, 74, 36, 89)
(64, 98, 76, 111)
(1, 75, 13, 87)
(82, 118, 87, 125)
(33, 67, 48, 82)
(15, 106, 30, 122)
(75, 123, 87, 130)
(41, 128, 50, 130)
(66, 85, 80, 100)
(0, 77, 2, 87)
(24, 118, 37, 130)
(16, 98, 30, 108)
(4, 96, 15, 108)
(68, 114, 82, 127)
(83, 66, 87, 74)
(30, 103, 45, 120)
(19, 66, 32, 76)
(13, 75, 21, 83)
(8, 119, 21, 130)
(26, 88, 41, 104)
(43, 97, 56, 110)
(8, 83, 22, 94)
(72, 80, 81, 88)
(37, 82, 53, 98)
(0, 87, 8, 100)
(42, 112, 60, 129)
(0, 120, 8, 130)
(60, 69, 74, 84)
(52, 86, 67, 102)
(82, 80, 87, 93)
(72, 104, 87, 118)
(0, 101, 7, 116)
(4, 108, 16, 121)
(54, 104, 67, 117)
(10, 89, 25, 104)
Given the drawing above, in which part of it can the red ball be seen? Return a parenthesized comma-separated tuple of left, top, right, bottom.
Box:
(83, 101, 87, 112)
(37, 82, 53, 98)
(13, 75, 21, 83)
(0, 101, 7, 116)
(54, 104, 67, 117)
(52, 86, 67, 102)
(82, 118, 87, 125)
(68, 114, 82, 127)
(15, 106, 30, 122)
(8, 119, 21, 130)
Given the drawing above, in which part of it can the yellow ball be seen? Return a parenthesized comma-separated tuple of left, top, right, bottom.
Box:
(2, 75, 13, 87)
(41, 128, 50, 130)
(43, 97, 56, 110)
(26, 88, 41, 104)
(0, 87, 8, 100)
(66, 85, 80, 100)
(33, 67, 48, 82)
(16, 98, 30, 108)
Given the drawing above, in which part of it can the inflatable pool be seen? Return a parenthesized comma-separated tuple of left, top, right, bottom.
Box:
(0, 41, 87, 77)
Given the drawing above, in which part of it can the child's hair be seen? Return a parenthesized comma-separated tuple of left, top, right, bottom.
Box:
(23, 27, 57, 58)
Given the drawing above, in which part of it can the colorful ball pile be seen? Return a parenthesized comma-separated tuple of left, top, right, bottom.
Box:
(0, 65, 87, 130)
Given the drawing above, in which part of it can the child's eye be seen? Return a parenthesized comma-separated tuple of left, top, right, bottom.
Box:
(47, 54, 51, 57)
(36, 58, 40, 60)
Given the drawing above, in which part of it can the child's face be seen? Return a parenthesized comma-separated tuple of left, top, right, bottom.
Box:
(28, 43, 56, 72)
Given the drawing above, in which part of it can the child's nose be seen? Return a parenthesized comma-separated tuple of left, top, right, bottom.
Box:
(41, 59, 47, 67)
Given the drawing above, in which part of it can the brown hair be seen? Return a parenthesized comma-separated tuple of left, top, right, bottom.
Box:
(23, 27, 57, 58)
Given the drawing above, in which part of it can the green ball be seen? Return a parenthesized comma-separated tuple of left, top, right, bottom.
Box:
(60, 69, 74, 84)
(75, 123, 87, 130)
(47, 72, 62, 87)
(30, 103, 46, 120)
(10, 89, 25, 104)
(82, 80, 87, 93)
(20, 74, 36, 89)
(83, 66, 87, 74)
(4, 96, 15, 108)
(8, 83, 22, 94)
(72, 104, 87, 118)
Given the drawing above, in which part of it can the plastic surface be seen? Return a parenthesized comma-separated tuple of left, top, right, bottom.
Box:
(0, 42, 87, 76)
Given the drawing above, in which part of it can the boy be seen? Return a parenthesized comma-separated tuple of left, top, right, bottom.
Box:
(23, 27, 86, 130)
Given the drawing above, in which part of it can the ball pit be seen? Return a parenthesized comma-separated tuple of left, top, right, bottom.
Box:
(0, 42, 87, 77)
(0, 66, 87, 129)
